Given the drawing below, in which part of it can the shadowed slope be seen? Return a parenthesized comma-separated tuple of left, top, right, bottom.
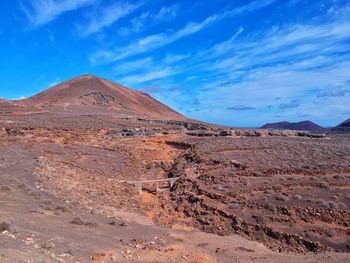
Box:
(332, 118, 350, 133)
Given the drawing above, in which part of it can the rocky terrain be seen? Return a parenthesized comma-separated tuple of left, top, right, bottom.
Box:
(0, 75, 349, 262)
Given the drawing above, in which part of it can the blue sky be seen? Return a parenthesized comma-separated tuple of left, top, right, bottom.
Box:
(0, 0, 350, 127)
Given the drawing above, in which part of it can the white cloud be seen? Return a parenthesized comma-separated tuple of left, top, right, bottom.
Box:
(120, 68, 176, 86)
(118, 5, 178, 36)
(91, 14, 218, 64)
(22, 0, 96, 27)
(90, 0, 277, 64)
(11, 96, 27, 101)
(114, 57, 153, 73)
(78, 1, 142, 37)
(164, 53, 189, 64)
(226, 0, 277, 16)
(139, 10, 350, 126)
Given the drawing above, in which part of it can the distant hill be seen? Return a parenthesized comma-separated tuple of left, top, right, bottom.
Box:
(261, 121, 323, 131)
(0, 98, 12, 105)
(331, 118, 350, 133)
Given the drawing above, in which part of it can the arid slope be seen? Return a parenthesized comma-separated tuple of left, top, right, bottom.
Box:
(24, 74, 184, 120)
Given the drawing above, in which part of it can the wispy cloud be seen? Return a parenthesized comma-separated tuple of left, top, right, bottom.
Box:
(317, 88, 350, 97)
(90, 0, 277, 64)
(164, 53, 189, 64)
(118, 5, 179, 37)
(21, 0, 96, 27)
(78, 1, 142, 37)
(120, 68, 176, 86)
(226, 0, 277, 16)
(140, 85, 161, 94)
(227, 105, 256, 111)
(114, 57, 153, 74)
(278, 99, 300, 110)
(91, 14, 218, 64)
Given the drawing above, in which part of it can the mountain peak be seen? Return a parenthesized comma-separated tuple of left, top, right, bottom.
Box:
(74, 74, 102, 80)
(25, 74, 184, 120)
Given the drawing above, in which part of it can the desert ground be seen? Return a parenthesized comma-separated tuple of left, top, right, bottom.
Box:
(1, 75, 349, 262)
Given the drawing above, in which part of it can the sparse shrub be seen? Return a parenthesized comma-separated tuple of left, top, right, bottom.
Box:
(30, 207, 43, 214)
(229, 203, 241, 210)
(84, 220, 98, 227)
(275, 195, 289, 202)
(272, 184, 284, 192)
(304, 231, 313, 238)
(264, 204, 277, 213)
(0, 222, 17, 233)
(319, 182, 330, 189)
(229, 192, 237, 198)
(253, 215, 267, 224)
(55, 205, 69, 213)
(242, 180, 251, 187)
(326, 229, 337, 237)
(293, 194, 303, 200)
(310, 176, 320, 181)
(108, 220, 117, 225)
(214, 185, 226, 191)
(71, 217, 85, 225)
(41, 242, 55, 250)
(306, 198, 314, 203)
(252, 171, 264, 177)
(71, 217, 97, 227)
(119, 221, 127, 227)
(286, 177, 296, 181)
(0, 185, 11, 191)
(231, 216, 242, 228)
(17, 184, 26, 189)
(0, 222, 11, 232)
(29, 190, 41, 197)
(43, 200, 53, 205)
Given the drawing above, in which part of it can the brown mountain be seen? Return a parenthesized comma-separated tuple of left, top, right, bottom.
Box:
(331, 118, 350, 133)
(261, 121, 323, 131)
(0, 75, 186, 129)
(25, 74, 184, 120)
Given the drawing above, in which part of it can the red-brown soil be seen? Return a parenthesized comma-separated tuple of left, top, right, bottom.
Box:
(0, 75, 349, 262)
